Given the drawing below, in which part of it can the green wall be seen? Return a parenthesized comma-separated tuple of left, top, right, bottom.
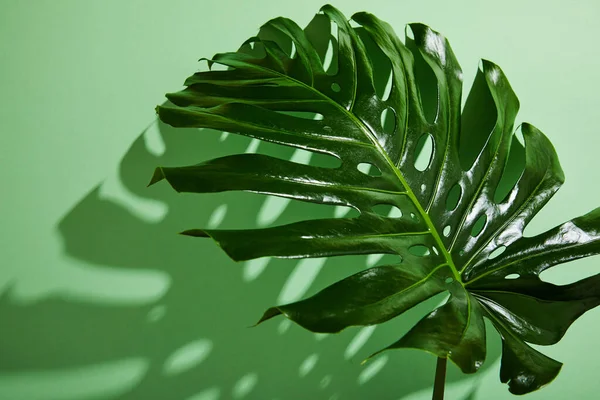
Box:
(2, 0, 599, 399)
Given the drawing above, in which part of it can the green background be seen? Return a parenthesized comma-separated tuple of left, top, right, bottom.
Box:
(2, 0, 599, 399)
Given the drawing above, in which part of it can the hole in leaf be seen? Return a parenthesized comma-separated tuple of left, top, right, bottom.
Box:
(357, 163, 381, 176)
(414, 134, 434, 171)
(409, 212, 419, 222)
(326, 21, 339, 75)
(443, 225, 451, 237)
(323, 40, 335, 73)
(494, 132, 526, 203)
(382, 71, 393, 101)
(238, 39, 267, 59)
(471, 214, 487, 237)
(257, 21, 294, 59)
(445, 184, 462, 211)
(444, 277, 453, 284)
(305, 13, 338, 76)
(380, 107, 396, 135)
(406, 27, 438, 124)
(331, 82, 341, 92)
(372, 204, 402, 218)
(420, 184, 426, 192)
(409, 245, 430, 257)
(356, 27, 393, 101)
(539, 257, 598, 285)
(458, 65, 498, 170)
(210, 62, 229, 71)
(432, 246, 439, 255)
(488, 246, 506, 260)
(505, 273, 520, 280)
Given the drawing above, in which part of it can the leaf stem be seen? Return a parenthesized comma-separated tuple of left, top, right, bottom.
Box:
(432, 357, 447, 400)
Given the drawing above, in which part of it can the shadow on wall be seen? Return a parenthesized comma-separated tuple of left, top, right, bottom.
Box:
(0, 12, 506, 400)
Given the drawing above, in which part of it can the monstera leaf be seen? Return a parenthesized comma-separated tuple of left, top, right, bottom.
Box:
(149, 4, 600, 395)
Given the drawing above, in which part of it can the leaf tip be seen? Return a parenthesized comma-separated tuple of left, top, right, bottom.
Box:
(147, 167, 165, 187)
(254, 307, 283, 327)
(179, 229, 210, 238)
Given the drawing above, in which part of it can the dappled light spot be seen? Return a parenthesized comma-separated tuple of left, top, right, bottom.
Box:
(380, 107, 396, 135)
(331, 82, 341, 92)
(420, 183, 426, 192)
(186, 387, 221, 400)
(445, 184, 462, 211)
(443, 225, 452, 237)
(207, 204, 228, 229)
(257, 196, 290, 227)
(232, 373, 258, 399)
(366, 253, 384, 267)
(320, 375, 333, 389)
(244, 138, 260, 154)
(243, 258, 270, 282)
(277, 258, 326, 304)
(357, 162, 382, 176)
(414, 134, 434, 172)
(409, 245, 431, 257)
(277, 319, 292, 335)
(366, 254, 402, 267)
(505, 274, 520, 280)
(163, 339, 213, 376)
(372, 204, 402, 218)
(388, 205, 402, 218)
(470, 214, 487, 237)
(334, 205, 354, 218)
(345, 326, 377, 360)
(143, 120, 166, 156)
(147, 304, 167, 323)
(0, 358, 148, 400)
(299, 353, 319, 377)
(276, 111, 324, 120)
(488, 246, 506, 260)
(358, 354, 389, 385)
(410, 212, 419, 222)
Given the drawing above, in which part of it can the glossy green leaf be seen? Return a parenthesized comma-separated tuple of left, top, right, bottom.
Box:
(149, 4, 600, 395)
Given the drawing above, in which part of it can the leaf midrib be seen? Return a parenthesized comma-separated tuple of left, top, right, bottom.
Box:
(234, 58, 460, 280)
(209, 52, 461, 280)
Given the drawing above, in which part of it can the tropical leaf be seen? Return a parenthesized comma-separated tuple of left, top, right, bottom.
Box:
(149, 4, 600, 395)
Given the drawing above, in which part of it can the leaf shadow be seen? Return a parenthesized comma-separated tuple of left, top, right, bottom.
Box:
(0, 12, 503, 400)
